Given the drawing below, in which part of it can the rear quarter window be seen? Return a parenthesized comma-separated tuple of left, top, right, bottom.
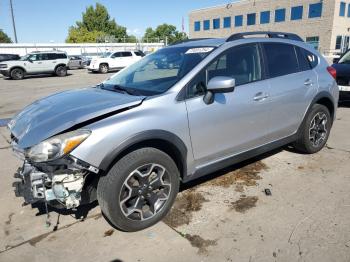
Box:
(263, 42, 299, 78)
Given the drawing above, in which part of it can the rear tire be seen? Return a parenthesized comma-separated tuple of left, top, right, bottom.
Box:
(10, 68, 24, 80)
(99, 63, 109, 73)
(293, 104, 331, 154)
(97, 148, 180, 232)
(55, 65, 67, 77)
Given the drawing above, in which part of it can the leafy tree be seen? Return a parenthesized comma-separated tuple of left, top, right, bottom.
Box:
(143, 24, 188, 44)
(66, 3, 128, 43)
(0, 30, 12, 43)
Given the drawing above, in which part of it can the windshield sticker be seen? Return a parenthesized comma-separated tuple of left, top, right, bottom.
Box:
(185, 47, 214, 54)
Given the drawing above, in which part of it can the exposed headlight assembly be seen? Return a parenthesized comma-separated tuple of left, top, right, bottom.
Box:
(26, 130, 91, 162)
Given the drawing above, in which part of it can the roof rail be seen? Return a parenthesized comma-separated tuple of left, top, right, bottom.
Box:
(226, 31, 303, 42)
(170, 38, 213, 46)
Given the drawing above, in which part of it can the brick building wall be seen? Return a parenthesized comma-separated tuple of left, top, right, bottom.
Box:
(189, 0, 350, 53)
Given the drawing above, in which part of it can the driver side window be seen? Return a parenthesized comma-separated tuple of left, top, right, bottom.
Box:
(111, 52, 122, 58)
(186, 44, 262, 99)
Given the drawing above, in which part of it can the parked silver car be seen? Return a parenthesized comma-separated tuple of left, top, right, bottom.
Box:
(8, 32, 339, 231)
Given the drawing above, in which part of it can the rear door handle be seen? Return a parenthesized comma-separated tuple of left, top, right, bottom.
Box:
(37, 62, 42, 64)
(304, 79, 313, 86)
(253, 92, 269, 101)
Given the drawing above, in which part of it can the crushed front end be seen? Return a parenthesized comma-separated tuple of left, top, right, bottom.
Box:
(10, 129, 99, 210)
(14, 157, 98, 209)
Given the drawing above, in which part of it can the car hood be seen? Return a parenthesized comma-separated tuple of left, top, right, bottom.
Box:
(9, 87, 145, 149)
(2, 60, 26, 66)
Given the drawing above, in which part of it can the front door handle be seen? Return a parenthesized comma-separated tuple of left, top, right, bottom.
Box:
(304, 79, 313, 86)
(253, 92, 269, 101)
(37, 62, 42, 64)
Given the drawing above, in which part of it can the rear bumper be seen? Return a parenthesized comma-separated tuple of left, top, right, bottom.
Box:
(338, 85, 350, 92)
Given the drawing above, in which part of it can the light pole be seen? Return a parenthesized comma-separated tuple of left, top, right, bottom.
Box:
(10, 0, 18, 43)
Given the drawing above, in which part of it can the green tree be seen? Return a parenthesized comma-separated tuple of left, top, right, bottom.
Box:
(66, 3, 128, 43)
(142, 24, 188, 44)
(0, 30, 12, 43)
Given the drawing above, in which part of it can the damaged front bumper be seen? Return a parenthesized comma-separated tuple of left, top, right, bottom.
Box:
(13, 157, 99, 209)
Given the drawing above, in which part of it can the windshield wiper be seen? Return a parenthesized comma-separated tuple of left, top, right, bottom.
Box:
(112, 85, 137, 95)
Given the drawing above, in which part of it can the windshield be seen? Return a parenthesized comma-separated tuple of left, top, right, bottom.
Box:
(100, 52, 112, 58)
(339, 50, 350, 64)
(101, 46, 214, 96)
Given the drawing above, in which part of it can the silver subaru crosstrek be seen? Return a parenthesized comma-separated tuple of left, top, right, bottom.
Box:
(9, 32, 339, 231)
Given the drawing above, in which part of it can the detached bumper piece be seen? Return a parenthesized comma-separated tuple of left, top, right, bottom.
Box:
(13, 158, 98, 209)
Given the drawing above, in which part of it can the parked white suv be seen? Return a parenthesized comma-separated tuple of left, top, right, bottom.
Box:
(0, 51, 69, 80)
(87, 50, 144, 73)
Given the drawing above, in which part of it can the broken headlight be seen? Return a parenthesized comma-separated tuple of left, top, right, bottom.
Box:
(26, 130, 91, 162)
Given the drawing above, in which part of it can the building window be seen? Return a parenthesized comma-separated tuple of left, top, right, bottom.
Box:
(235, 15, 243, 27)
(348, 4, 350, 17)
(260, 11, 270, 24)
(247, 13, 256, 25)
(291, 6, 303, 20)
(309, 3, 323, 18)
(194, 21, 200, 32)
(275, 9, 286, 22)
(336, 36, 342, 49)
(306, 36, 320, 50)
(223, 17, 231, 28)
(340, 2, 346, 17)
(203, 20, 210, 30)
(213, 18, 220, 29)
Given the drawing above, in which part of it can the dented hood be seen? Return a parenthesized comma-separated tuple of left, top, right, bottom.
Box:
(9, 87, 145, 149)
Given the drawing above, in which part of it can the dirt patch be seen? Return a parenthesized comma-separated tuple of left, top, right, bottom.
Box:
(104, 229, 114, 237)
(5, 213, 14, 225)
(163, 189, 208, 228)
(231, 196, 258, 213)
(184, 234, 217, 254)
(205, 161, 268, 189)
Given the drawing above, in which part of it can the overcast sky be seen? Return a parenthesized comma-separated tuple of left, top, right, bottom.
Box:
(0, 0, 233, 43)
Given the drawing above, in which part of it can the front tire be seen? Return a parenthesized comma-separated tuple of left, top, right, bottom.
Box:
(99, 63, 109, 73)
(97, 148, 180, 232)
(10, 68, 24, 80)
(294, 104, 331, 154)
(55, 65, 67, 77)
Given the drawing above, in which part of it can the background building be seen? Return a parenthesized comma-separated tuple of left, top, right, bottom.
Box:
(189, 0, 350, 55)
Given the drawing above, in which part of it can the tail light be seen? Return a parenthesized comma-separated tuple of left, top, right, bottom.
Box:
(327, 66, 337, 80)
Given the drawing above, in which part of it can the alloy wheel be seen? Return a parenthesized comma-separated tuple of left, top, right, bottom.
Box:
(119, 163, 171, 221)
(309, 112, 328, 147)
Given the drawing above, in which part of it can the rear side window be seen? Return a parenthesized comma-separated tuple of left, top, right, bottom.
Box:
(56, 53, 67, 59)
(295, 47, 312, 71)
(48, 53, 67, 59)
(303, 49, 318, 68)
(263, 43, 299, 78)
(122, 52, 132, 57)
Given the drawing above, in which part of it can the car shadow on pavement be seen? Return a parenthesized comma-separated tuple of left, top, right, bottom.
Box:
(32, 200, 98, 220)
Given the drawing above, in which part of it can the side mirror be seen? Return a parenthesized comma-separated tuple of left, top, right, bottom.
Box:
(27, 58, 33, 63)
(333, 57, 340, 64)
(203, 76, 235, 105)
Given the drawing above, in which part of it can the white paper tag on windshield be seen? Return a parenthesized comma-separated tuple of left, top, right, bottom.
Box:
(185, 47, 214, 54)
